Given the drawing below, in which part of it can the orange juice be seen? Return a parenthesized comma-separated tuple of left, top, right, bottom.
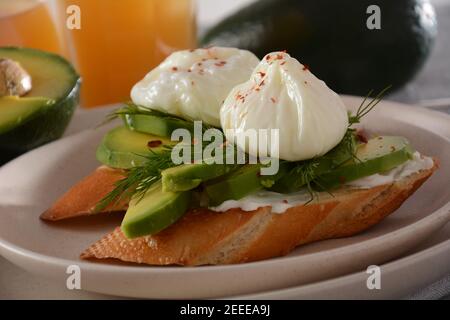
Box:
(0, 0, 66, 55)
(58, 0, 197, 108)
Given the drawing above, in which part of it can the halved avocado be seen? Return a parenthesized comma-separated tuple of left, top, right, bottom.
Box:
(96, 126, 175, 169)
(0, 47, 80, 163)
(202, 0, 437, 95)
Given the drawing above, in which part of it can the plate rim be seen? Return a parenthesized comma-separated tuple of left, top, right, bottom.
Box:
(231, 236, 450, 299)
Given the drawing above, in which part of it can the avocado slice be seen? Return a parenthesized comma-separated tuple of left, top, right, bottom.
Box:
(96, 126, 175, 169)
(161, 162, 238, 192)
(315, 136, 414, 190)
(205, 163, 289, 206)
(271, 132, 357, 193)
(121, 182, 192, 238)
(0, 47, 80, 163)
(124, 113, 195, 137)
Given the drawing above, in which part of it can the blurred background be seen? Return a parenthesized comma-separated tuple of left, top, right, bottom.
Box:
(197, 0, 449, 109)
(1, 0, 448, 108)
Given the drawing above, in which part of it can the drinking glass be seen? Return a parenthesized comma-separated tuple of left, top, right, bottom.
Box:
(56, 0, 197, 108)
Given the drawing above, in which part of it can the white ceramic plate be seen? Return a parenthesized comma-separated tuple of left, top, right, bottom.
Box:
(234, 229, 450, 299)
(0, 97, 449, 299)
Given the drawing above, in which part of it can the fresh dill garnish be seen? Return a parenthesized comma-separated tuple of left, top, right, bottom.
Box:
(101, 102, 189, 125)
(348, 85, 392, 126)
(99, 102, 219, 132)
(292, 160, 320, 204)
(94, 146, 175, 212)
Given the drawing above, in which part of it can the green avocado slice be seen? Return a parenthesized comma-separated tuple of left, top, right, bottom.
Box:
(121, 182, 192, 238)
(123, 113, 195, 137)
(315, 136, 414, 190)
(161, 162, 238, 192)
(96, 126, 175, 169)
(205, 162, 289, 206)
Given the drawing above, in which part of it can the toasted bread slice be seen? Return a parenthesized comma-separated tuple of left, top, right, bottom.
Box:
(80, 160, 437, 266)
(40, 166, 127, 221)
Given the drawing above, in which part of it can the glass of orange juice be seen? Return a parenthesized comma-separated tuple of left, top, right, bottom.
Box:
(56, 0, 197, 108)
(0, 0, 66, 56)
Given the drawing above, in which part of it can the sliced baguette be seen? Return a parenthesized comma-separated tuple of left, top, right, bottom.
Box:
(80, 160, 437, 266)
(40, 166, 127, 221)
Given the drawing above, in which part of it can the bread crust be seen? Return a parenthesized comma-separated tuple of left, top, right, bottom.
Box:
(80, 160, 437, 266)
(40, 166, 127, 221)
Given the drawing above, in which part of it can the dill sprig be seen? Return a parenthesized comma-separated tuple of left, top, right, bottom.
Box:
(100, 102, 220, 132)
(94, 146, 175, 212)
(348, 85, 392, 126)
(99, 102, 190, 127)
(292, 160, 320, 204)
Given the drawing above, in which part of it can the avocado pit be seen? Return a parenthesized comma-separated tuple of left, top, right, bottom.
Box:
(0, 58, 32, 97)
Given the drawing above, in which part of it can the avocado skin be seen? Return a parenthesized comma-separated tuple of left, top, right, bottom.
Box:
(0, 47, 81, 165)
(202, 0, 437, 95)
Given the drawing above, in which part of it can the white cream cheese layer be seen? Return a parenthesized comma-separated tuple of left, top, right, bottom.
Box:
(131, 47, 259, 127)
(345, 151, 434, 188)
(210, 152, 433, 214)
(220, 51, 349, 161)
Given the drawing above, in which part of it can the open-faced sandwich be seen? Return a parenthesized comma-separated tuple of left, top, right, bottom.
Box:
(41, 47, 438, 266)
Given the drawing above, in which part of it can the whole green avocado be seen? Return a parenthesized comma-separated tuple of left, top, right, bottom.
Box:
(201, 0, 437, 95)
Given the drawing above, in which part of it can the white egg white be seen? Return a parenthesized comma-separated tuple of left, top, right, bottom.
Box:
(220, 51, 349, 161)
(131, 47, 260, 127)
